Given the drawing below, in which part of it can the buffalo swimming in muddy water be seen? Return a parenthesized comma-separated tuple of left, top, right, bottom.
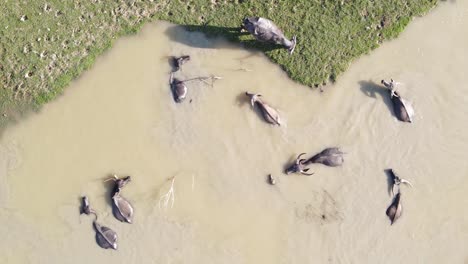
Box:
(80, 196, 118, 250)
(285, 148, 345, 175)
(381, 79, 415, 123)
(170, 55, 190, 72)
(245, 92, 281, 126)
(105, 175, 134, 224)
(170, 73, 188, 103)
(386, 192, 403, 225)
(241, 17, 297, 54)
(169, 73, 222, 103)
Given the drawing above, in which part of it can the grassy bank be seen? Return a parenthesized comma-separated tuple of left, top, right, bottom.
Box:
(0, 0, 437, 125)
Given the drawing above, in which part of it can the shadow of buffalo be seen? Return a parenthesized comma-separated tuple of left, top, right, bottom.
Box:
(164, 24, 285, 53)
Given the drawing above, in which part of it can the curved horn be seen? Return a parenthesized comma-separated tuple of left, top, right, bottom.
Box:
(104, 174, 119, 182)
(300, 169, 314, 176)
(296, 153, 306, 160)
(400, 179, 413, 187)
(90, 211, 98, 221)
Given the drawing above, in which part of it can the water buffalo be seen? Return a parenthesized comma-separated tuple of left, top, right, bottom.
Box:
(285, 148, 344, 175)
(245, 92, 281, 126)
(381, 79, 414, 123)
(170, 73, 187, 103)
(112, 194, 134, 224)
(106, 175, 134, 224)
(241, 17, 297, 54)
(80, 196, 118, 250)
(170, 55, 190, 72)
(386, 192, 402, 225)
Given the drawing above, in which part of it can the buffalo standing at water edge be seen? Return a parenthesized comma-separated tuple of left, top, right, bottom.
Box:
(381, 79, 414, 123)
(241, 17, 297, 54)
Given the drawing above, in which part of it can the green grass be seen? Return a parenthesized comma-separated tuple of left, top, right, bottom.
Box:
(0, 0, 437, 126)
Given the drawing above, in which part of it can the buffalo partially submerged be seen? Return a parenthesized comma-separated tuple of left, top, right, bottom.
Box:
(80, 196, 118, 250)
(245, 92, 281, 126)
(285, 148, 344, 175)
(381, 79, 414, 123)
(385, 169, 413, 196)
(386, 192, 403, 225)
(241, 17, 297, 54)
(106, 175, 134, 224)
(309, 147, 345, 167)
(169, 74, 222, 104)
(170, 73, 188, 103)
(170, 55, 190, 72)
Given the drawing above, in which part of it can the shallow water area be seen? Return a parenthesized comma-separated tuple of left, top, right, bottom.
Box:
(0, 2, 467, 263)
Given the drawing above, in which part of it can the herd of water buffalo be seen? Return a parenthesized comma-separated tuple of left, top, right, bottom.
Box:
(80, 17, 415, 250)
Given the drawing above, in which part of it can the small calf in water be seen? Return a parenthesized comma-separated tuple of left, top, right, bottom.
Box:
(285, 148, 345, 175)
(241, 17, 297, 54)
(245, 92, 281, 126)
(381, 79, 414, 123)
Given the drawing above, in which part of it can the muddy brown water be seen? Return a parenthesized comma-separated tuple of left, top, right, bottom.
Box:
(1, 2, 467, 263)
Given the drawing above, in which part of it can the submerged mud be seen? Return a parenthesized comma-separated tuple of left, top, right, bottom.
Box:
(0, 2, 467, 263)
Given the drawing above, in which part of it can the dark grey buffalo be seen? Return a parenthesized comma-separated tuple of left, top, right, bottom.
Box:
(386, 192, 403, 225)
(80, 196, 118, 250)
(285, 148, 344, 175)
(241, 17, 297, 54)
(309, 147, 345, 167)
(170, 73, 187, 103)
(381, 79, 414, 123)
(170, 55, 190, 72)
(245, 92, 281, 126)
(106, 175, 134, 224)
